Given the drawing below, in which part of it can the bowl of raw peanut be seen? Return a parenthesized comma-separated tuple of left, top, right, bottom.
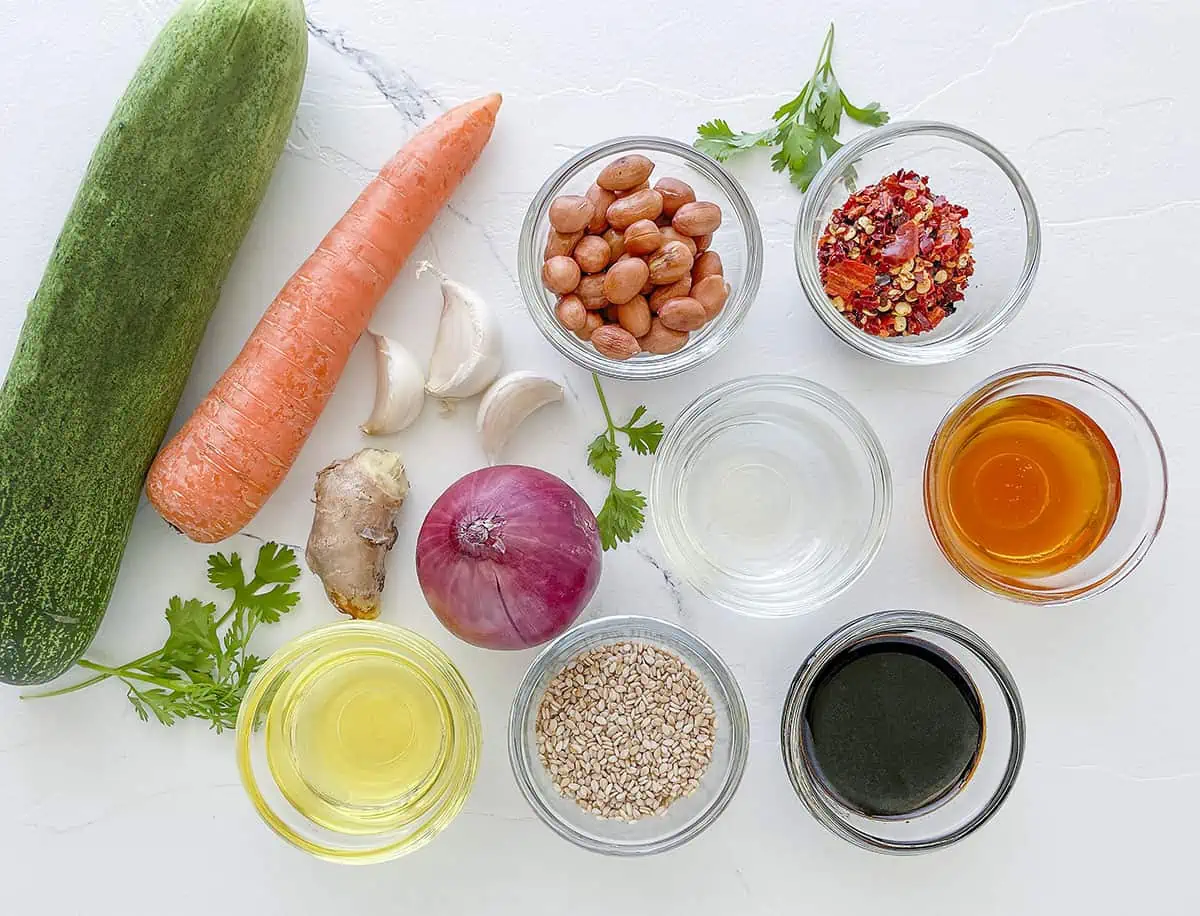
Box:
(519, 137, 763, 380)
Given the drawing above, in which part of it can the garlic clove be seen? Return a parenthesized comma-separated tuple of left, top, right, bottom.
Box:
(360, 332, 426, 435)
(477, 371, 565, 464)
(419, 261, 503, 400)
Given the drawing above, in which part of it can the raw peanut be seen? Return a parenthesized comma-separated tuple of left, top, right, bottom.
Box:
(672, 201, 723, 236)
(549, 195, 595, 234)
(576, 274, 609, 310)
(692, 250, 723, 283)
(573, 235, 611, 274)
(658, 296, 707, 332)
(654, 177, 696, 217)
(691, 275, 729, 320)
(603, 257, 650, 305)
(647, 240, 694, 284)
(624, 219, 664, 256)
(585, 184, 616, 233)
(575, 311, 604, 341)
(655, 213, 673, 228)
(597, 154, 655, 191)
(603, 227, 625, 261)
(616, 294, 652, 337)
(614, 180, 650, 198)
(543, 256, 581, 294)
(659, 227, 697, 256)
(555, 294, 587, 332)
(603, 304, 622, 324)
(591, 324, 642, 360)
(607, 189, 664, 231)
(640, 275, 655, 296)
(545, 228, 583, 259)
(649, 276, 691, 312)
(638, 319, 689, 355)
(694, 233, 713, 252)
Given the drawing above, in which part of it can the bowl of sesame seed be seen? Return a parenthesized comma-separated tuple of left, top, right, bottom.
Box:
(507, 615, 749, 856)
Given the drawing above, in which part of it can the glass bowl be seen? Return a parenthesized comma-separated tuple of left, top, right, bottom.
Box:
(650, 375, 891, 617)
(925, 364, 1167, 604)
(781, 610, 1025, 854)
(795, 121, 1041, 364)
(508, 615, 749, 855)
(519, 136, 763, 380)
(236, 621, 481, 864)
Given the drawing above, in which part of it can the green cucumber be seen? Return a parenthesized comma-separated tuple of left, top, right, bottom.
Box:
(0, 0, 308, 685)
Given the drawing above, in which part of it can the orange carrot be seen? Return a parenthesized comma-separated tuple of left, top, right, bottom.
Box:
(147, 93, 502, 543)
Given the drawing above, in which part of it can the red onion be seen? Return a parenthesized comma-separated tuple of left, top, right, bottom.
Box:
(416, 465, 602, 650)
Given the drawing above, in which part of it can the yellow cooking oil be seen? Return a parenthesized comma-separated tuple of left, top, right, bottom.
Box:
(265, 647, 454, 834)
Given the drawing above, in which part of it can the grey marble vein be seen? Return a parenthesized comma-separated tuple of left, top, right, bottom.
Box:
(306, 17, 439, 124)
(634, 544, 691, 626)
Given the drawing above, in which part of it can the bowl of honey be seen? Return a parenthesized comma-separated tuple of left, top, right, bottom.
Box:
(924, 364, 1166, 604)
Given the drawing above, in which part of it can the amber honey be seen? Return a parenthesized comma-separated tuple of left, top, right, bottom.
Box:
(936, 394, 1121, 578)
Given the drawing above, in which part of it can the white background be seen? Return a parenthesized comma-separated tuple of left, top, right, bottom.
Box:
(2, 0, 1197, 912)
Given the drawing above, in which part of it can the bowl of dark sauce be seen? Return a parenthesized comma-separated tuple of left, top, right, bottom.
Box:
(781, 611, 1024, 853)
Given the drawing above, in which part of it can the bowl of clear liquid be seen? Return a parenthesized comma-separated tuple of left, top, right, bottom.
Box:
(650, 375, 892, 616)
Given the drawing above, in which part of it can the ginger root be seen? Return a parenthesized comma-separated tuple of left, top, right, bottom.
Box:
(305, 448, 410, 620)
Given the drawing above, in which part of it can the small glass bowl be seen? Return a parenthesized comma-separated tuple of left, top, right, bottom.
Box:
(519, 136, 764, 380)
(508, 615, 749, 855)
(781, 610, 1026, 854)
(236, 621, 481, 864)
(795, 121, 1041, 365)
(925, 364, 1168, 604)
(650, 375, 892, 617)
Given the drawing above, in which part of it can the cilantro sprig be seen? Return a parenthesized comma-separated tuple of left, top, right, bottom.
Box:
(587, 374, 664, 550)
(25, 543, 301, 732)
(695, 23, 888, 190)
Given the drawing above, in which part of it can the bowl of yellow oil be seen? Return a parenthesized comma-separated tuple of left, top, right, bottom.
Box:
(236, 621, 481, 863)
(925, 364, 1166, 604)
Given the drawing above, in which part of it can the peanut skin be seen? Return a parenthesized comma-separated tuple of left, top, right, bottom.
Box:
(616, 295, 652, 337)
(606, 189, 664, 231)
(591, 324, 641, 360)
(576, 274, 609, 310)
(658, 296, 707, 332)
(649, 276, 691, 312)
(575, 311, 604, 341)
(545, 228, 583, 259)
(597, 154, 655, 191)
(691, 275, 730, 320)
(585, 184, 616, 233)
(555, 294, 587, 331)
(692, 250, 723, 283)
(647, 240, 694, 284)
(603, 257, 650, 305)
(549, 195, 595, 234)
(638, 319, 689, 354)
(672, 201, 723, 237)
(573, 235, 611, 274)
(624, 219, 664, 256)
(654, 177, 696, 217)
(543, 256, 581, 295)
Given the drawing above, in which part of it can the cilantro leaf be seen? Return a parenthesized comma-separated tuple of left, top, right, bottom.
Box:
(29, 543, 302, 733)
(596, 486, 648, 551)
(841, 92, 889, 126)
(162, 597, 220, 680)
(587, 433, 620, 478)
(254, 543, 300, 586)
(695, 119, 778, 162)
(622, 420, 664, 456)
(587, 376, 661, 551)
(693, 23, 887, 190)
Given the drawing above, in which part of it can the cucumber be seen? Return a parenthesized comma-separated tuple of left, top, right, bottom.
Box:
(0, 0, 308, 685)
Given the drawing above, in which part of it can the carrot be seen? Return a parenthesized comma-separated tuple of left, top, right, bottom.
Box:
(146, 93, 502, 543)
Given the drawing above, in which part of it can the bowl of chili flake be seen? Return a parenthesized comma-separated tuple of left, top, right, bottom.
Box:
(795, 121, 1041, 365)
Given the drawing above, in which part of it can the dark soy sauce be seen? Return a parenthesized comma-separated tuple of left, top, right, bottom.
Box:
(802, 636, 984, 819)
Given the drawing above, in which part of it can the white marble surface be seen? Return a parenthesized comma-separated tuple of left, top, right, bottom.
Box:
(2, 0, 1197, 912)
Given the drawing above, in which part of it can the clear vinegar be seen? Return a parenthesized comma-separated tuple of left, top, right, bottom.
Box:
(265, 649, 451, 834)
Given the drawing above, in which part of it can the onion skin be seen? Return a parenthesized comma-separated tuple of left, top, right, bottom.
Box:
(416, 466, 602, 649)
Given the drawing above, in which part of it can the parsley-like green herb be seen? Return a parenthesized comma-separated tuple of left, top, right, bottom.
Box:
(695, 23, 888, 191)
(587, 373, 664, 551)
(24, 543, 301, 732)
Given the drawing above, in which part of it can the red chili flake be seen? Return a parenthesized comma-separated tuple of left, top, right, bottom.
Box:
(816, 170, 975, 338)
(824, 259, 877, 298)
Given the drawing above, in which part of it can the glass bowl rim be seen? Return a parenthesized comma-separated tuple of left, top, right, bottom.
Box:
(794, 119, 1042, 365)
(780, 609, 1026, 854)
(519, 135, 764, 380)
(923, 362, 1169, 605)
(235, 620, 483, 864)
(507, 614, 750, 856)
(650, 373, 893, 617)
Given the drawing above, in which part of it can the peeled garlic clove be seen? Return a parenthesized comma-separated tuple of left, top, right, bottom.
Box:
(477, 371, 564, 464)
(419, 261, 503, 400)
(361, 332, 425, 435)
